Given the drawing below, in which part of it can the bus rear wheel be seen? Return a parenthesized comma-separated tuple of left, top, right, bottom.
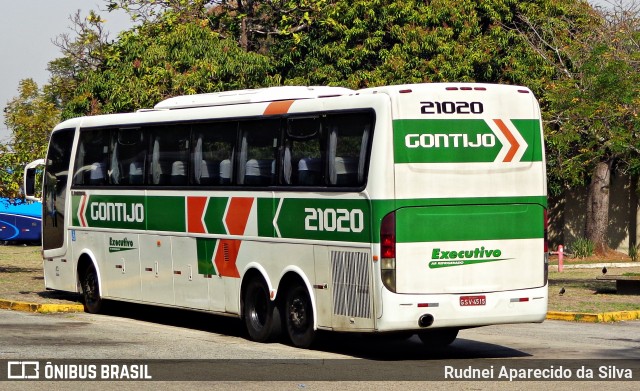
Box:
(243, 278, 280, 342)
(81, 264, 102, 314)
(417, 328, 459, 348)
(283, 284, 316, 348)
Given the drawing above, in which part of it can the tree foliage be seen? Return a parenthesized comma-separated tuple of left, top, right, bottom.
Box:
(512, 1, 638, 189)
(47, 10, 114, 112)
(0, 79, 60, 198)
(63, 17, 277, 118)
(516, 0, 640, 253)
(208, 0, 327, 52)
(107, 0, 327, 52)
(273, 0, 576, 92)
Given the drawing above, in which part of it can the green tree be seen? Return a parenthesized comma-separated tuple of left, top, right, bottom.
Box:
(106, 0, 211, 24)
(108, 0, 327, 53)
(48, 10, 115, 112)
(0, 79, 60, 198)
(520, 1, 640, 254)
(62, 18, 277, 118)
(273, 0, 592, 92)
(208, 0, 327, 52)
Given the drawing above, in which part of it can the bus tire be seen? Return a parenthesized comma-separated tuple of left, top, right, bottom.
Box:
(243, 278, 280, 343)
(81, 263, 102, 314)
(417, 328, 459, 347)
(284, 284, 316, 348)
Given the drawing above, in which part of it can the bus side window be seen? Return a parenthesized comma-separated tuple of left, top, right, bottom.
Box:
(238, 120, 278, 186)
(114, 128, 146, 186)
(284, 117, 323, 186)
(327, 113, 372, 187)
(147, 125, 189, 186)
(72, 129, 109, 187)
(191, 122, 236, 186)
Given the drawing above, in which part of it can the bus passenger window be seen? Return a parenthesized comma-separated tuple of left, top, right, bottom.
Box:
(129, 161, 143, 184)
(191, 122, 236, 186)
(327, 113, 372, 187)
(285, 117, 323, 186)
(148, 125, 189, 186)
(298, 157, 321, 185)
(73, 129, 110, 187)
(239, 120, 278, 186)
(219, 159, 232, 184)
(113, 128, 146, 186)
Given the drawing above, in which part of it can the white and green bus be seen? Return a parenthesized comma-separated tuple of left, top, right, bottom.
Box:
(25, 83, 548, 348)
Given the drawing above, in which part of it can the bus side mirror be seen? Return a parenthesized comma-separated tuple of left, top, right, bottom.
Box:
(24, 159, 45, 202)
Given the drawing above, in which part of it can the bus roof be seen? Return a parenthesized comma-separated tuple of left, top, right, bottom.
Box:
(153, 86, 355, 110)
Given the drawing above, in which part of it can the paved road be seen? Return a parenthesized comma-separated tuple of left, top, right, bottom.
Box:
(0, 303, 638, 390)
(2, 303, 639, 360)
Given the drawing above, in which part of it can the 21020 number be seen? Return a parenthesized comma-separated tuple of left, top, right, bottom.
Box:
(304, 208, 364, 233)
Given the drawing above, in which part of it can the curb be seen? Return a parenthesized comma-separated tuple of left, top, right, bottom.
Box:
(546, 310, 640, 323)
(553, 262, 639, 270)
(0, 299, 84, 313)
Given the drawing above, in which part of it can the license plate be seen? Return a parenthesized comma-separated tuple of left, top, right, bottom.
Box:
(460, 295, 486, 306)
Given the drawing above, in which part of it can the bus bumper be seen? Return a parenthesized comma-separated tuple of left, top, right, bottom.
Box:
(374, 284, 548, 332)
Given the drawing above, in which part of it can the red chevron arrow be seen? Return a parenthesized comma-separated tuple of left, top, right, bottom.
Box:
(214, 197, 254, 278)
(186, 196, 208, 234)
(493, 119, 520, 162)
(78, 194, 88, 227)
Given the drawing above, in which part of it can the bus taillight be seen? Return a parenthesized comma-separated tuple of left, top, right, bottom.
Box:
(544, 209, 549, 253)
(381, 211, 396, 293)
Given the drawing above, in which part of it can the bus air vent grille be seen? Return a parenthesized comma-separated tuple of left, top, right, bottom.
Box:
(331, 251, 371, 319)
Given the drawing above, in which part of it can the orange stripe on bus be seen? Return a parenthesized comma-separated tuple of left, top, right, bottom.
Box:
(79, 195, 88, 227)
(225, 197, 254, 235)
(214, 239, 241, 278)
(215, 197, 254, 278)
(186, 196, 208, 234)
(263, 100, 295, 115)
(494, 119, 519, 162)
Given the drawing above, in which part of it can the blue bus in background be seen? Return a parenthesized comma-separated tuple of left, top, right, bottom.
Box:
(0, 198, 42, 244)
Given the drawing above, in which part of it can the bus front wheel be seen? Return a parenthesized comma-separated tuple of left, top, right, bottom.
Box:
(283, 284, 316, 348)
(243, 278, 280, 342)
(81, 264, 102, 314)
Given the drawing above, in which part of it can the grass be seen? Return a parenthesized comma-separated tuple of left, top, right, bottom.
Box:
(548, 267, 640, 313)
(1, 245, 640, 315)
(0, 244, 79, 304)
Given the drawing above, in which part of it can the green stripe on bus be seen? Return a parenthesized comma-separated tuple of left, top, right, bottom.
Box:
(392, 119, 543, 163)
(369, 196, 546, 243)
(146, 196, 186, 232)
(71, 196, 80, 227)
(512, 119, 543, 161)
(274, 198, 372, 242)
(74, 194, 146, 230)
(395, 204, 544, 243)
(196, 238, 217, 275)
(257, 198, 275, 238)
(71, 194, 545, 244)
(203, 197, 228, 234)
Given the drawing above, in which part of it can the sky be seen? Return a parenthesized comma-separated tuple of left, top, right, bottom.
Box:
(0, 1, 132, 142)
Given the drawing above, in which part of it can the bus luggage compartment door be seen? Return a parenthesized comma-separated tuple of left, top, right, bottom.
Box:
(394, 204, 545, 295)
